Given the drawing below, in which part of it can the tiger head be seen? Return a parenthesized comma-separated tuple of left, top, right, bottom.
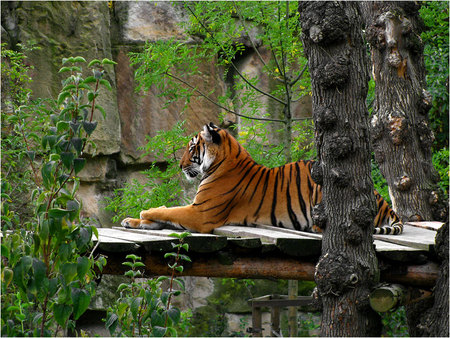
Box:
(180, 123, 222, 181)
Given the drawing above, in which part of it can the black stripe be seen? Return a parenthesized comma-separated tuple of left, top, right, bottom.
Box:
(286, 186, 301, 230)
(271, 171, 279, 227)
(295, 162, 310, 228)
(235, 143, 242, 158)
(249, 168, 267, 202)
(221, 161, 256, 196)
(241, 165, 263, 197)
(280, 165, 285, 192)
(254, 169, 271, 217)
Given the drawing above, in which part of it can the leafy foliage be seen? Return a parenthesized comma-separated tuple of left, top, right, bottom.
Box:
(1, 52, 113, 336)
(105, 121, 191, 222)
(420, 1, 449, 150)
(130, 1, 312, 165)
(105, 232, 191, 337)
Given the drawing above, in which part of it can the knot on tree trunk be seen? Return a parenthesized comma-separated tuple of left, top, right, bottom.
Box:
(311, 161, 323, 185)
(315, 54, 350, 89)
(315, 252, 360, 297)
(326, 133, 353, 159)
(316, 106, 337, 131)
(416, 120, 434, 151)
(343, 222, 364, 245)
(312, 203, 327, 230)
(299, 2, 349, 45)
(387, 113, 409, 145)
(350, 206, 375, 230)
(394, 175, 412, 191)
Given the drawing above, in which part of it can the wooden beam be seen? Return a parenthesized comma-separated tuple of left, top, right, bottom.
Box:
(370, 284, 433, 312)
(100, 252, 439, 287)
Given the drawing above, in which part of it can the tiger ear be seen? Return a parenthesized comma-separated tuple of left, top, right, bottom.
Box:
(203, 124, 221, 144)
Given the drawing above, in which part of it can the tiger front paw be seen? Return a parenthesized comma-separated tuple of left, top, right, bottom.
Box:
(121, 217, 142, 229)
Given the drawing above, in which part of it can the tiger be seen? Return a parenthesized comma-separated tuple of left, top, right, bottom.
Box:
(121, 123, 403, 235)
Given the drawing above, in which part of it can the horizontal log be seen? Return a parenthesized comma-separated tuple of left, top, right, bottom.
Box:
(101, 253, 439, 287)
(370, 284, 407, 312)
(370, 284, 433, 312)
(380, 262, 439, 288)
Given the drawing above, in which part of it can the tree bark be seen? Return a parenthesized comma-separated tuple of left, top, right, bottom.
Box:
(299, 2, 380, 336)
(360, 1, 440, 222)
(405, 222, 448, 337)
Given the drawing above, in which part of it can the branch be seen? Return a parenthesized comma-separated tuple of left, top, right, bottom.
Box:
(290, 64, 308, 86)
(186, 5, 287, 106)
(165, 71, 287, 123)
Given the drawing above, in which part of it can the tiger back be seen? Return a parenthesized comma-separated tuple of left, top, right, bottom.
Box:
(121, 123, 403, 235)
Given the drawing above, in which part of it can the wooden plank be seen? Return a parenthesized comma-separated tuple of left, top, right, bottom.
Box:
(97, 228, 177, 252)
(405, 221, 444, 231)
(113, 227, 228, 253)
(374, 224, 436, 251)
(214, 226, 321, 257)
(94, 230, 140, 252)
(255, 224, 323, 239)
(374, 240, 425, 262)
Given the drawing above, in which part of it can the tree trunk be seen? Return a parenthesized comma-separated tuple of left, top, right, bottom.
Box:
(405, 222, 449, 337)
(360, 1, 440, 222)
(299, 2, 380, 336)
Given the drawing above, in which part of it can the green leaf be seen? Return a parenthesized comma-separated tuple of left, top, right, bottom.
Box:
(71, 137, 83, 153)
(70, 121, 81, 134)
(1, 244, 9, 260)
(117, 283, 129, 292)
(130, 297, 142, 320)
(105, 313, 118, 335)
(99, 79, 112, 91)
(151, 310, 165, 327)
(88, 59, 101, 67)
(2, 268, 13, 287)
(125, 254, 141, 261)
(95, 104, 106, 119)
(26, 151, 35, 162)
(167, 307, 181, 325)
(101, 58, 117, 65)
(71, 288, 91, 320)
(41, 161, 55, 189)
(56, 121, 70, 133)
(58, 66, 72, 73)
(57, 91, 71, 105)
(53, 303, 72, 328)
(83, 76, 97, 84)
(72, 56, 87, 63)
(76, 256, 90, 280)
(48, 208, 70, 218)
(62, 263, 77, 283)
(61, 152, 74, 170)
(82, 121, 97, 136)
(73, 158, 86, 174)
(39, 219, 49, 241)
(32, 258, 47, 285)
(160, 291, 170, 306)
(152, 326, 167, 337)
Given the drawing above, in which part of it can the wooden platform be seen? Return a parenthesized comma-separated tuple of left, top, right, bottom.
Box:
(94, 222, 443, 287)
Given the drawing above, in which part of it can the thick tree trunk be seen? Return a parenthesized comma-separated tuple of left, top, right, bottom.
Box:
(360, 1, 440, 222)
(299, 2, 380, 336)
